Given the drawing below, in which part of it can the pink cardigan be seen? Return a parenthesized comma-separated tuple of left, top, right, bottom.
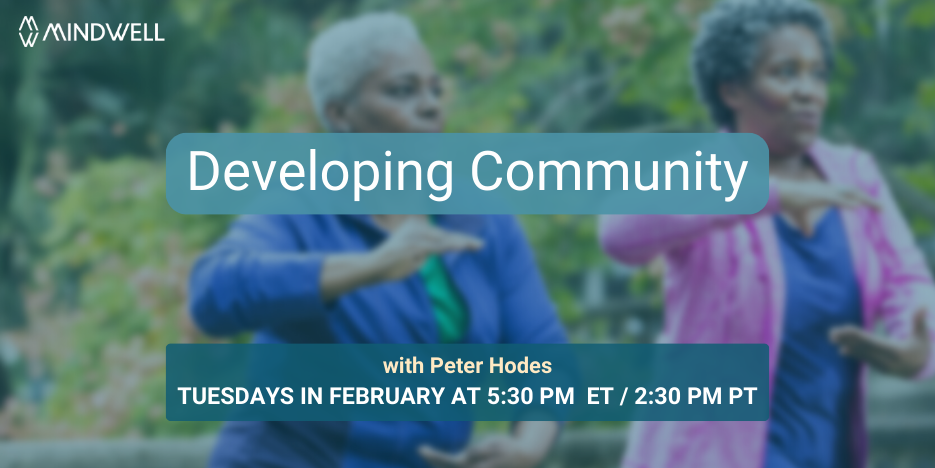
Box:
(599, 139, 935, 468)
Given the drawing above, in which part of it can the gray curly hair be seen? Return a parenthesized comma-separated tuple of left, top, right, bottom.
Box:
(307, 12, 423, 131)
(691, 0, 834, 129)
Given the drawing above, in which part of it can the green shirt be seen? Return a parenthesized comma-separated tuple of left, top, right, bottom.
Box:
(419, 254, 468, 343)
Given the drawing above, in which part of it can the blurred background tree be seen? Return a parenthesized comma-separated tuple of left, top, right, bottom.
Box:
(0, 0, 933, 437)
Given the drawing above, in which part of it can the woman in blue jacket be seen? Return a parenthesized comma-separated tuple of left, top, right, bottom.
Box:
(189, 12, 566, 468)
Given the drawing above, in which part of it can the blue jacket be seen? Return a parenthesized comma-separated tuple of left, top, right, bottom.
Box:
(188, 214, 567, 468)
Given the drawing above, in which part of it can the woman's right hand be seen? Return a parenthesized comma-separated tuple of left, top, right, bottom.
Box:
(369, 217, 484, 282)
(774, 178, 881, 212)
(320, 217, 484, 302)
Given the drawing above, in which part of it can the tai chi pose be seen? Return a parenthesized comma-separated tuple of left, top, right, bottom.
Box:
(600, 1, 935, 467)
(190, 13, 564, 468)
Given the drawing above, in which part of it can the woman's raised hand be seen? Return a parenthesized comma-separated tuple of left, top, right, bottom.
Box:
(830, 309, 931, 378)
(774, 178, 881, 212)
(320, 217, 483, 302)
(370, 217, 484, 282)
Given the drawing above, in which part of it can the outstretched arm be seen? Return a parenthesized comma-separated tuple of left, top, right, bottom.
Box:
(189, 216, 482, 337)
(599, 179, 881, 265)
(830, 153, 935, 379)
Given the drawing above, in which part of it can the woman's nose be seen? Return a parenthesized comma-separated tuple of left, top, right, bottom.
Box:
(417, 89, 441, 120)
(793, 74, 826, 103)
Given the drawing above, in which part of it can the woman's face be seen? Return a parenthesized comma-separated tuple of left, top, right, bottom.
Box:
(721, 24, 828, 157)
(327, 42, 444, 133)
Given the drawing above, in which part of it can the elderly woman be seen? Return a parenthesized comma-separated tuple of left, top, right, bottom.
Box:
(190, 13, 563, 468)
(599, 0, 935, 467)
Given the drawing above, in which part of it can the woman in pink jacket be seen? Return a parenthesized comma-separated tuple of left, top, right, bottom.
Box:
(599, 0, 935, 467)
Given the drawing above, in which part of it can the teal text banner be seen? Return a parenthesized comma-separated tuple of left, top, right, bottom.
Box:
(166, 133, 769, 214)
(166, 344, 769, 422)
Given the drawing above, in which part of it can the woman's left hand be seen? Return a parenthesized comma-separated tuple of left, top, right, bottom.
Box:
(418, 421, 557, 468)
(829, 308, 931, 378)
(418, 435, 542, 468)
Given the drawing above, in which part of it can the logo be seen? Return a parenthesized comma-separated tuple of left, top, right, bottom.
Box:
(18, 17, 164, 47)
(19, 16, 38, 47)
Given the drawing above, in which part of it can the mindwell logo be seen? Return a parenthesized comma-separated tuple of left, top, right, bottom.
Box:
(19, 16, 165, 47)
(19, 16, 38, 47)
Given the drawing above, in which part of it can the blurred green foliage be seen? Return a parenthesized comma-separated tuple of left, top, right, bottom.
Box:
(38, 159, 230, 436)
(1, 0, 933, 437)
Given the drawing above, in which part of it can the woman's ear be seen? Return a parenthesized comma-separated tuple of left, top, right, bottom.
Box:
(324, 102, 352, 133)
(719, 82, 744, 113)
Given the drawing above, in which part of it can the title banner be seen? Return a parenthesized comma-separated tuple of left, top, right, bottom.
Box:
(166, 344, 769, 421)
(166, 133, 769, 214)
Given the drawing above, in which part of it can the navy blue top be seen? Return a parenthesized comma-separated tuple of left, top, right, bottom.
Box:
(766, 209, 862, 468)
(188, 215, 566, 468)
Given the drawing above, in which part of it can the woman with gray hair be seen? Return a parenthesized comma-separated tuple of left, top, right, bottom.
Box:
(307, 12, 443, 134)
(599, 0, 935, 467)
(191, 12, 564, 468)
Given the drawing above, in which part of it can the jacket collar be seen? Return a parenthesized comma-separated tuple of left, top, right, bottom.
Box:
(720, 127, 837, 183)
